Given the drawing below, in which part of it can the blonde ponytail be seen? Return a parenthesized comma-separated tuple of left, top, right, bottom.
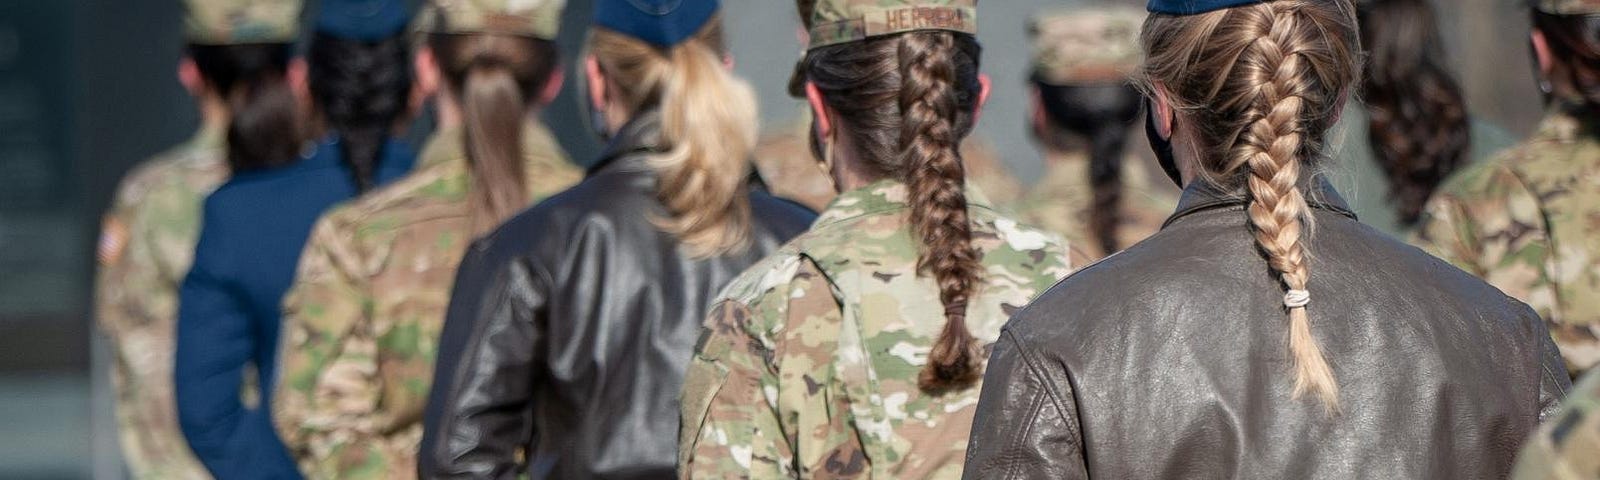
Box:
(591, 15, 758, 258)
(1141, 0, 1360, 410)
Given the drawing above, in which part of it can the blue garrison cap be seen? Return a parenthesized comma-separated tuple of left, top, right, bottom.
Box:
(1148, 0, 1271, 15)
(315, 0, 413, 41)
(594, 0, 720, 48)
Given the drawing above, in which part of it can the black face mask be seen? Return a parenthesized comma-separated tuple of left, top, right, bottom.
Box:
(1145, 99, 1183, 187)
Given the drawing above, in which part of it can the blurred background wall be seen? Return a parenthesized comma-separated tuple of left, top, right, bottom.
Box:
(0, 0, 1544, 477)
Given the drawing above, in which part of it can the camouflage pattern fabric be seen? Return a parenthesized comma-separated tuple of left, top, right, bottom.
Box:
(1415, 107, 1600, 377)
(1013, 152, 1176, 263)
(806, 0, 978, 48)
(754, 111, 1023, 211)
(96, 127, 227, 480)
(273, 123, 581, 480)
(1537, 0, 1600, 15)
(183, 0, 302, 44)
(1029, 5, 1145, 86)
(679, 179, 1072, 478)
(415, 0, 566, 39)
(1513, 368, 1600, 480)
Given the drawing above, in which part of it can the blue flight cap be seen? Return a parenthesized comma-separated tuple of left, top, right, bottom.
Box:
(1147, 0, 1272, 15)
(315, 0, 413, 41)
(594, 0, 720, 48)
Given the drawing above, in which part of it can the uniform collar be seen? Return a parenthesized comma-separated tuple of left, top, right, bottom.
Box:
(192, 124, 226, 150)
(590, 110, 666, 176)
(814, 178, 993, 228)
(1531, 104, 1600, 145)
(1163, 175, 1355, 229)
(417, 121, 561, 170)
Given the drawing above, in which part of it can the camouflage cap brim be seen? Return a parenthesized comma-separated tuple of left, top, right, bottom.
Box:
(183, 0, 303, 44)
(807, 4, 977, 49)
(416, 0, 566, 40)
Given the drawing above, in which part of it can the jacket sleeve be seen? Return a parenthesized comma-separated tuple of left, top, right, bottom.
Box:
(963, 329, 1088, 480)
(682, 259, 851, 478)
(175, 206, 302, 479)
(418, 241, 546, 480)
(273, 218, 385, 478)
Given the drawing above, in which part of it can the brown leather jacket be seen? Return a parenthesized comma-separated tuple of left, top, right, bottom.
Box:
(963, 179, 1570, 479)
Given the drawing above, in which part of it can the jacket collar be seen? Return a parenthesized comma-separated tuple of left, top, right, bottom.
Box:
(1163, 175, 1356, 229)
(590, 110, 666, 176)
(1532, 103, 1600, 145)
(814, 178, 993, 228)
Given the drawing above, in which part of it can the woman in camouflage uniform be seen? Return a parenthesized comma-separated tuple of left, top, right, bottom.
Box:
(1415, 0, 1600, 379)
(96, 1, 296, 477)
(270, 1, 582, 478)
(1014, 5, 1178, 263)
(677, 0, 1071, 477)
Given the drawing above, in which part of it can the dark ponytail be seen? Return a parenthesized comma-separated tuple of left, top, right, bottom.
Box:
(190, 43, 301, 172)
(429, 34, 559, 235)
(1033, 81, 1143, 254)
(308, 31, 413, 192)
(802, 30, 985, 394)
(1357, 0, 1471, 226)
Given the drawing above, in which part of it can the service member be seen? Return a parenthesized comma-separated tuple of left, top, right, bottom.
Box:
(1415, 0, 1600, 378)
(679, 0, 1071, 476)
(273, 0, 584, 478)
(1013, 5, 1177, 262)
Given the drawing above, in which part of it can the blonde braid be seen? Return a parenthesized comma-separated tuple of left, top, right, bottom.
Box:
(1233, 5, 1338, 409)
(1142, 0, 1360, 411)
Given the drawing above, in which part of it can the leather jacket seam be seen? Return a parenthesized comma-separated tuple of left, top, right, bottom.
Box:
(1000, 328, 1081, 478)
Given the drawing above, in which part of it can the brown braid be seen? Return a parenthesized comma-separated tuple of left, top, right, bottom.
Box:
(899, 32, 985, 393)
(1142, 0, 1360, 410)
(800, 30, 985, 394)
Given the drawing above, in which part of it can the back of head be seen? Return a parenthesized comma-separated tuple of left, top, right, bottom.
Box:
(183, 0, 305, 173)
(1356, 0, 1471, 226)
(1030, 6, 1146, 255)
(1532, 0, 1600, 110)
(1142, 0, 1362, 410)
(796, 0, 985, 394)
(309, 0, 416, 192)
(419, 0, 566, 235)
(589, 0, 759, 259)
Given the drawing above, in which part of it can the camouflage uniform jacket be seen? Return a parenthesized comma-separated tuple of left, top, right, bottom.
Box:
(1013, 152, 1177, 263)
(96, 126, 226, 480)
(273, 123, 581, 479)
(679, 180, 1072, 478)
(1415, 107, 1600, 376)
(1515, 368, 1600, 480)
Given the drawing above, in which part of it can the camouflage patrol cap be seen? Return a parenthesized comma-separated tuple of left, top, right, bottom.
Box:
(416, 0, 566, 39)
(183, 0, 303, 44)
(1030, 6, 1144, 85)
(801, 0, 978, 49)
(1536, 0, 1600, 15)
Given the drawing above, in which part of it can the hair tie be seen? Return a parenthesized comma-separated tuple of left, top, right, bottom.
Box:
(944, 301, 969, 317)
(1284, 289, 1311, 309)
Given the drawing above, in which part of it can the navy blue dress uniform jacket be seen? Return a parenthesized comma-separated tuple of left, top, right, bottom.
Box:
(175, 137, 415, 479)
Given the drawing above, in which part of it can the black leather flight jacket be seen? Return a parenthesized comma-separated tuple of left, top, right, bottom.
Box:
(963, 179, 1570, 479)
(417, 113, 816, 479)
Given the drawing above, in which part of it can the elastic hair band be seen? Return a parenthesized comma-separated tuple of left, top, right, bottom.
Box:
(1284, 289, 1311, 309)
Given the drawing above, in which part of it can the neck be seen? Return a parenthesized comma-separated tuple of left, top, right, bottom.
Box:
(199, 95, 230, 133)
(435, 93, 464, 131)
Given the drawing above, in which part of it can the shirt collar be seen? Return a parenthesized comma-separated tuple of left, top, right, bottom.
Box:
(1163, 175, 1356, 229)
(1531, 104, 1600, 145)
(814, 178, 994, 228)
(589, 110, 667, 176)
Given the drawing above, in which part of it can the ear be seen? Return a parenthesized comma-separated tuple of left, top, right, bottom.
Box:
(537, 67, 564, 106)
(723, 54, 736, 71)
(972, 73, 993, 125)
(178, 57, 205, 97)
(413, 46, 441, 101)
(1153, 82, 1175, 140)
(1028, 85, 1049, 141)
(804, 80, 833, 141)
(1532, 28, 1554, 77)
(585, 55, 608, 112)
(287, 57, 310, 102)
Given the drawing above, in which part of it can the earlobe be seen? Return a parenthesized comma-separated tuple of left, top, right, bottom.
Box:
(538, 69, 565, 107)
(1153, 84, 1175, 139)
(287, 58, 310, 102)
(1532, 29, 1554, 77)
(177, 58, 203, 97)
(585, 55, 608, 112)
